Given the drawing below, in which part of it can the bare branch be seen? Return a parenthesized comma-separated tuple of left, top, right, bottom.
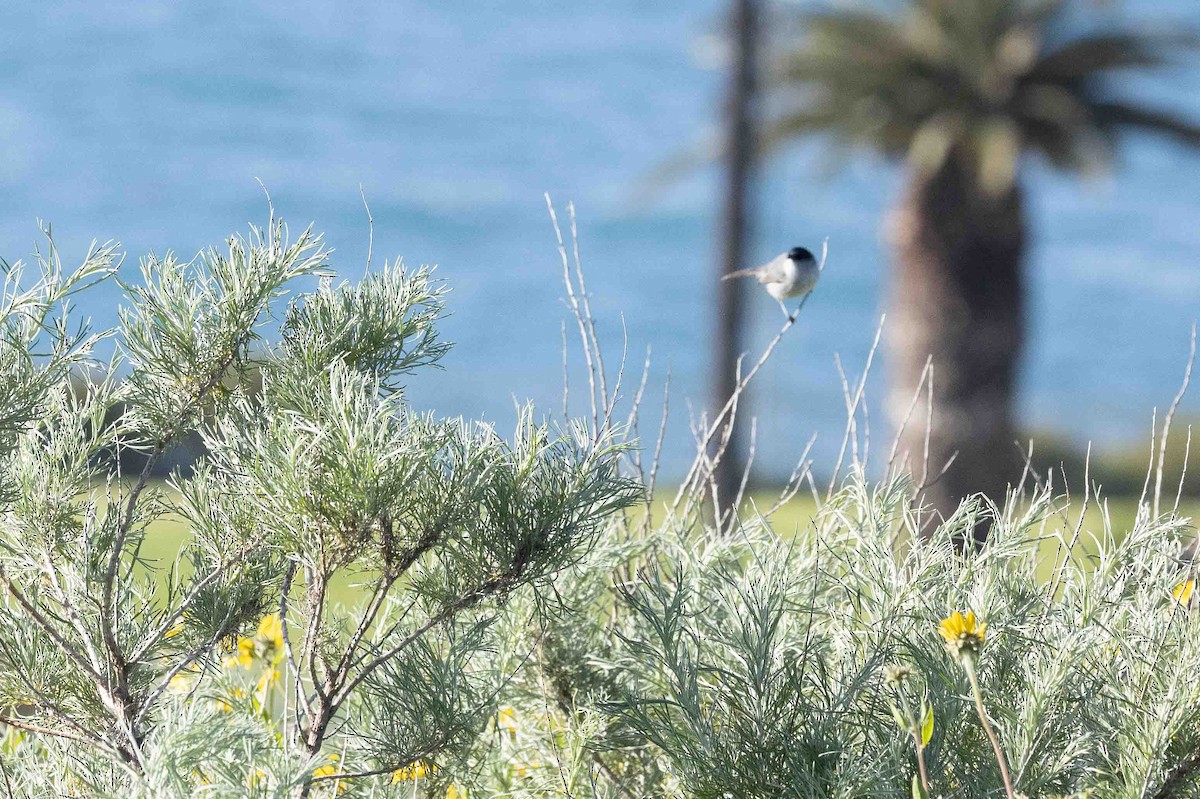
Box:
(1156, 324, 1196, 517)
(827, 317, 884, 499)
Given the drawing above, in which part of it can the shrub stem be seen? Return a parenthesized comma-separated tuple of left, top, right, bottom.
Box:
(906, 708, 931, 796)
(963, 657, 1016, 799)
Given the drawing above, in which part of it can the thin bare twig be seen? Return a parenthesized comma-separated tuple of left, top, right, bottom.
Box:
(0, 567, 102, 682)
(568, 203, 611, 425)
(1175, 425, 1193, 515)
(39, 553, 103, 675)
(918, 368, 936, 497)
(0, 648, 117, 757)
(547, 196, 599, 432)
(726, 418, 759, 531)
(359, 184, 375, 277)
(673, 240, 828, 516)
(136, 619, 241, 725)
(327, 573, 397, 694)
(917, 451, 959, 492)
(1014, 439, 1036, 497)
(672, 299, 807, 513)
(332, 575, 511, 708)
(0, 714, 105, 751)
(826, 317, 884, 499)
(1044, 442, 1091, 614)
(128, 537, 261, 663)
(834, 355, 858, 471)
(592, 753, 639, 799)
(766, 434, 817, 517)
(605, 313, 630, 432)
(623, 346, 653, 484)
(279, 562, 309, 727)
(0, 752, 18, 799)
(100, 339, 250, 728)
(644, 369, 671, 532)
(1141, 409, 1159, 508)
(1156, 324, 1196, 517)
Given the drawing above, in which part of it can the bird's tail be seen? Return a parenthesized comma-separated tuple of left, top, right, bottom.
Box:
(721, 268, 758, 281)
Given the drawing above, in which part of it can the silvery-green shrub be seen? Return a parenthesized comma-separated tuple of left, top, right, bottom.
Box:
(0, 219, 638, 797)
(6, 215, 1200, 799)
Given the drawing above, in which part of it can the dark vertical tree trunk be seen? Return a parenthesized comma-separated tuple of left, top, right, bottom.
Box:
(886, 157, 1026, 547)
(712, 0, 759, 514)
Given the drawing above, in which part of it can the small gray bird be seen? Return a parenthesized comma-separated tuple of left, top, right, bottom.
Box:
(722, 246, 820, 317)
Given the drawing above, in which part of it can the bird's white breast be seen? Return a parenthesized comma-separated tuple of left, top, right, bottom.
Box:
(764, 257, 817, 300)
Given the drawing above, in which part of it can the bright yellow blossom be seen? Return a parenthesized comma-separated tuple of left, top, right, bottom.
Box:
(212, 687, 247, 713)
(497, 706, 519, 739)
(238, 636, 257, 666)
(392, 761, 438, 782)
(311, 765, 341, 791)
(938, 611, 987, 659)
(313, 756, 347, 794)
(224, 636, 256, 669)
(168, 673, 195, 694)
(258, 613, 284, 659)
(1173, 579, 1195, 607)
(511, 759, 542, 778)
(447, 785, 466, 799)
(256, 667, 280, 695)
(224, 613, 287, 670)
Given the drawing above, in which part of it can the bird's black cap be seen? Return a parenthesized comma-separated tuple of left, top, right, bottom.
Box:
(788, 246, 815, 262)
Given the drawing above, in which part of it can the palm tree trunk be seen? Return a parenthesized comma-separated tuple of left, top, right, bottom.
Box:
(712, 0, 759, 516)
(886, 158, 1026, 546)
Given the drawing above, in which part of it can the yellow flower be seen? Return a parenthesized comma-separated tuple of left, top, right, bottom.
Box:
(497, 706, 519, 739)
(511, 759, 542, 778)
(313, 756, 347, 794)
(224, 636, 256, 669)
(168, 673, 195, 694)
(938, 611, 987, 659)
(446, 785, 466, 799)
(312, 763, 345, 787)
(246, 768, 267, 788)
(392, 761, 438, 783)
(258, 613, 285, 662)
(224, 614, 287, 670)
(212, 687, 247, 713)
(1174, 579, 1195, 607)
(256, 667, 280, 695)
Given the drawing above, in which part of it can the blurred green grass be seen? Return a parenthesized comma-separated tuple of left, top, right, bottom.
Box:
(741, 489, 1199, 584)
(133, 483, 1199, 608)
(748, 491, 1200, 543)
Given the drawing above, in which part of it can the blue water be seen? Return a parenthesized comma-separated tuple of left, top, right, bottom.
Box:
(2, 1, 1199, 480)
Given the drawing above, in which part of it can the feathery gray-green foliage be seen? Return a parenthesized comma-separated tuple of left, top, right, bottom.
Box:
(470, 479, 1200, 799)
(0, 217, 638, 797)
(4, 214, 1200, 799)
